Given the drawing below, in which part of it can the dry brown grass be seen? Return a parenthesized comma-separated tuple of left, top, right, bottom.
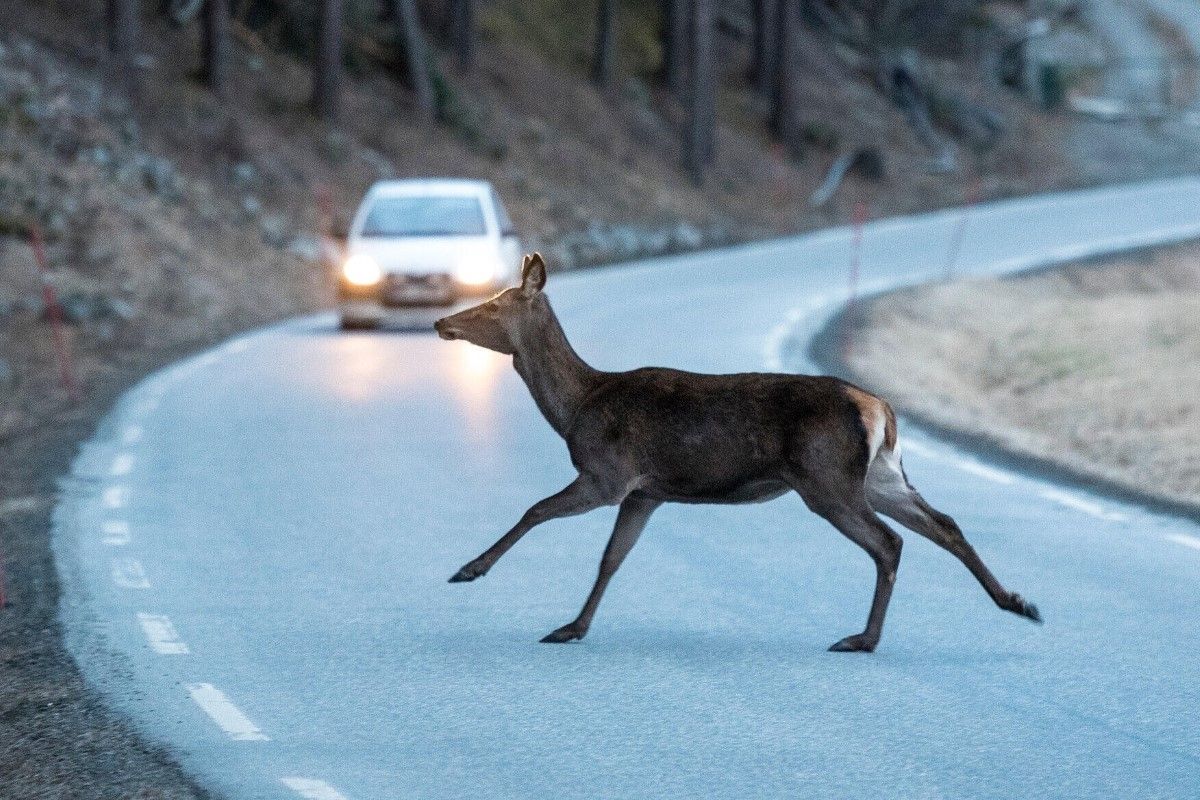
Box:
(844, 241, 1200, 509)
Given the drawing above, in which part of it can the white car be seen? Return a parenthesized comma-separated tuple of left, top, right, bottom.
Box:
(336, 179, 523, 329)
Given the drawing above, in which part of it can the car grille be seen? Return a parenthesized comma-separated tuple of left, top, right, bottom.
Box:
(383, 273, 455, 307)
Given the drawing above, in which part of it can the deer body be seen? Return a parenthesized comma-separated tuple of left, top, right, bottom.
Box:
(435, 254, 1041, 651)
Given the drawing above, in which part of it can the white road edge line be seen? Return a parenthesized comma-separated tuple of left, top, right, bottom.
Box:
(1037, 487, 1128, 522)
(1166, 533, 1200, 552)
(187, 684, 270, 741)
(101, 520, 131, 545)
(136, 613, 190, 654)
(110, 453, 135, 476)
(951, 458, 1016, 485)
(110, 558, 150, 589)
(281, 777, 350, 800)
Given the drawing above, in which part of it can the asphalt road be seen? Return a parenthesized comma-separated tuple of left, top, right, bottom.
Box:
(56, 178, 1200, 799)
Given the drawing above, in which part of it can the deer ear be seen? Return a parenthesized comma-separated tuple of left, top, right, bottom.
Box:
(521, 252, 547, 294)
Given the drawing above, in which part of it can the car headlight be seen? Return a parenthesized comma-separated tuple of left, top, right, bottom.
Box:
(342, 254, 383, 287)
(454, 258, 500, 287)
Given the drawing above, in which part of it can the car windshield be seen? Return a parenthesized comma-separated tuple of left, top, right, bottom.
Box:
(360, 195, 487, 237)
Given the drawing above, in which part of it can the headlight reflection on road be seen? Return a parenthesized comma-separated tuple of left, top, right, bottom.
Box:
(447, 341, 506, 448)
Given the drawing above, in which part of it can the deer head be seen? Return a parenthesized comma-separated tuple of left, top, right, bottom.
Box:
(435, 253, 548, 355)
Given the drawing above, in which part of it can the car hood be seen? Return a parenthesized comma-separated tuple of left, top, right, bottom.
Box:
(347, 236, 495, 276)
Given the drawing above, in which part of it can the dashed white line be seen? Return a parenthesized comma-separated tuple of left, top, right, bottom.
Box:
(187, 684, 269, 741)
(110, 453, 135, 476)
(196, 352, 220, 368)
(111, 557, 151, 589)
(225, 340, 249, 354)
(137, 613, 190, 654)
(102, 485, 129, 510)
(1037, 487, 1128, 522)
(1166, 533, 1200, 552)
(121, 424, 144, 446)
(101, 520, 131, 545)
(281, 778, 350, 800)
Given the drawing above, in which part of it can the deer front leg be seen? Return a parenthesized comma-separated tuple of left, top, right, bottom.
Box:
(541, 493, 661, 643)
(448, 474, 619, 583)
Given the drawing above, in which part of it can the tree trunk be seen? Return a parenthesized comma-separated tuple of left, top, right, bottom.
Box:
(394, 0, 435, 118)
(750, 0, 776, 94)
(592, 0, 616, 87)
(769, 0, 794, 137)
(202, 0, 230, 98)
(107, 0, 139, 90)
(451, 0, 475, 70)
(312, 0, 343, 120)
(662, 0, 688, 96)
(683, 0, 715, 184)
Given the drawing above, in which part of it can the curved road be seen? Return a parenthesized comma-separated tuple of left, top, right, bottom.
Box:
(57, 178, 1200, 799)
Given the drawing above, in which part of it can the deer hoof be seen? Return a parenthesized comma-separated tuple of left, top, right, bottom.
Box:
(827, 634, 876, 653)
(1009, 593, 1042, 624)
(539, 624, 586, 644)
(448, 561, 487, 583)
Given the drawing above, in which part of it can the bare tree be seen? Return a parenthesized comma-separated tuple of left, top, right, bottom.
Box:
(592, 0, 616, 87)
(392, 0, 435, 118)
(202, 0, 230, 98)
(107, 0, 139, 89)
(683, 0, 715, 184)
(312, 0, 344, 120)
(750, 0, 777, 94)
(661, 0, 688, 96)
(769, 0, 795, 137)
(450, 0, 475, 69)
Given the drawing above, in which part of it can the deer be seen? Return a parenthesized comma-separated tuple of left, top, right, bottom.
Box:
(434, 253, 1042, 652)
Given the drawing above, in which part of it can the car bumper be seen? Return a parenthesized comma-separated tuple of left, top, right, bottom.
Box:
(337, 276, 502, 328)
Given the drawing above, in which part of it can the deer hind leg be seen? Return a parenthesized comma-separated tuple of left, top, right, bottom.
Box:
(448, 473, 621, 583)
(540, 493, 661, 644)
(792, 476, 903, 653)
(864, 447, 1041, 624)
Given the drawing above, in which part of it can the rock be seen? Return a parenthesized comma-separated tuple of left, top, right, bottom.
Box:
(142, 155, 181, 200)
(54, 291, 137, 323)
(260, 214, 290, 247)
(287, 234, 323, 262)
(670, 222, 703, 251)
(231, 161, 257, 186)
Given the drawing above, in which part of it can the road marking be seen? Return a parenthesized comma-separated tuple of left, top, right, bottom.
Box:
(225, 340, 249, 354)
(111, 558, 150, 589)
(110, 453, 134, 476)
(137, 613, 190, 654)
(1037, 487, 1128, 522)
(121, 424, 143, 445)
(135, 396, 160, 415)
(102, 485, 129, 510)
(196, 352, 220, 367)
(101, 520, 131, 545)
(1166, 533, 1200, 552)
(281, 778, 350, 800)
(951, 458, 1016, 485)
(187, 684, 269, 741)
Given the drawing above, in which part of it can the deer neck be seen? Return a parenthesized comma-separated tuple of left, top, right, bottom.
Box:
(512, 300, 598, 437)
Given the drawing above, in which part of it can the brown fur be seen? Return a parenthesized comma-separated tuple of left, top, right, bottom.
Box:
(434, 253, 1041, 650)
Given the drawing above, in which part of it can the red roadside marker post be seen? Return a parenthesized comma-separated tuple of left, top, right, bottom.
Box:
(944, 172, 982, 281)
(841, 199, 868, 364)
(29, 224, 81, 404)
